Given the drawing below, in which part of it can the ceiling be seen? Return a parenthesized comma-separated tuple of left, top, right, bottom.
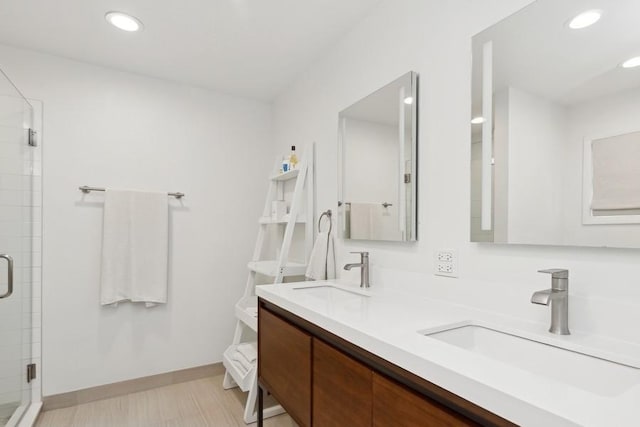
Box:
(0, 0, 382, 100)
(341, 72, 414, 126)
(471, 0, 640, 115)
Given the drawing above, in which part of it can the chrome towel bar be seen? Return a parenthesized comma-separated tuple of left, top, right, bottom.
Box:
(79, 186, 185, 199)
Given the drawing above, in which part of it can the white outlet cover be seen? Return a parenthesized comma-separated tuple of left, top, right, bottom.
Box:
(434, 250, 458, 278)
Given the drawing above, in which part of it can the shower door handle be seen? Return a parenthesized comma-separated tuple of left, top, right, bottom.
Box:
(0, 254, 13, 299)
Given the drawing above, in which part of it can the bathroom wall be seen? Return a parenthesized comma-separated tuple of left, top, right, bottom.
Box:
(272, 0, 640, 339)
(504, 86, 567, 244)
(344, 118, 397, 204)
(0, 44, 273, 396)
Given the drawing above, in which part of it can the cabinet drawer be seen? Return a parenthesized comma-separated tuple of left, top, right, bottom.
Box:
(373, 373, 479, 427)
(258, 306, 312, 427)
(313, 339, 372, 426)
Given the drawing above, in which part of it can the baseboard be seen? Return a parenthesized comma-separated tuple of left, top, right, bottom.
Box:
(42, 363, 224, 411)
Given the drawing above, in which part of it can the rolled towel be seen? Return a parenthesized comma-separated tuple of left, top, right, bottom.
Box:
(229, 351, 248, 375)
(232, 350, 253, 372)
(237, 342, 258, 363)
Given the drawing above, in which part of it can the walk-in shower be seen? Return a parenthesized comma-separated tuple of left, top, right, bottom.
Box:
(0, 67, 41, 427)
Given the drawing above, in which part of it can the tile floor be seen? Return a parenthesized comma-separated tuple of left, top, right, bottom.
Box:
(35, 375, 295, 427)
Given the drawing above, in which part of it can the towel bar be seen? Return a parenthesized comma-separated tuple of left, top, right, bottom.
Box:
(318, 209, 332, 234)
(79, 186, 185, 199)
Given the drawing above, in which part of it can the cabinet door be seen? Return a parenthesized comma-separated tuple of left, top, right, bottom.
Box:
(258, 306, 312, 427)
(372, 373, 479, 427)
(313, 339, 372, 426)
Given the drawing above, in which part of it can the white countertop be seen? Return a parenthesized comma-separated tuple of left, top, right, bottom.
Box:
(256, 280, 640, 427)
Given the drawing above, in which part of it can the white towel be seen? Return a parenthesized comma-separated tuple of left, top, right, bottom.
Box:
(100, 189, 169, 307)
(349, 202, 402, 241)
(229, 352, 248, 375)
(231, 350, 253, 373)
(305, 230, 336, 281)
(349, 202, 374, 240)
(591, 132, 640, 210)
(237, 342, 258, 363)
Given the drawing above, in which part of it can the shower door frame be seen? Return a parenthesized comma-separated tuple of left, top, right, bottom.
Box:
(0, 67, 42, 427)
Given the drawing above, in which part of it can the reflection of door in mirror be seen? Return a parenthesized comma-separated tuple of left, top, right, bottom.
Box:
(338, 71, 418, 242)
(470, 0, 640, 249)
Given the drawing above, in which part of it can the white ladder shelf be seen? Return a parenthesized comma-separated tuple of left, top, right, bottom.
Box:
(222, 144, 314, 424)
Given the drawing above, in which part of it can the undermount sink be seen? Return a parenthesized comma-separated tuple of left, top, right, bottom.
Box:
(421, 323, 640, 397)
(292, 284, 369, 299)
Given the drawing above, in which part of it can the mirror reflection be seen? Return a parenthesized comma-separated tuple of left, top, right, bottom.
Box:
(470, 0, 640, 248)
(339, 71, 418, 242)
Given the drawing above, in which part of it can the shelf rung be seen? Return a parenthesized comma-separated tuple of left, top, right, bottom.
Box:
(270, 169, 299, 182)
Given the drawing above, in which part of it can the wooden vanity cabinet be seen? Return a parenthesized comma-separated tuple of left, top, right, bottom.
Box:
(258, 306, 312, 427)
(313, 339, 372, 426)
(258, 299, 515, 427)
(372, 372, 479, 427)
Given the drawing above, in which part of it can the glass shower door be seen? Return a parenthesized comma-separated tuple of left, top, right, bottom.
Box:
(0, 69, 33, 426)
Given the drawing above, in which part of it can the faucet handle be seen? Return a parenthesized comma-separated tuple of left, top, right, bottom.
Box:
(350, 251, 369, 256)
(538, 269, 569, 279)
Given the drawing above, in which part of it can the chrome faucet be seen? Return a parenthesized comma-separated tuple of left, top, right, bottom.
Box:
(531, 269, 570, 335)
(344, 251, 369, 288)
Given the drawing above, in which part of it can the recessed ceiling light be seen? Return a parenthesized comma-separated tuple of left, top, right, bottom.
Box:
(471, 116, 486, 124)
(568, 9, 602, 29)
(403, 97, 414, 105)
(621, 56, 640, 69)
(105, 11, 143, 32)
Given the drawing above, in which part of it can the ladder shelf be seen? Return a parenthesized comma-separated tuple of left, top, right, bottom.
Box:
(222, 143, 315, 424)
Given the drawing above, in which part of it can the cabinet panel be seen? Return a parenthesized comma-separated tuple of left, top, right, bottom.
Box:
(258, 306, 312, 427)
(373, 373, 479, 427)
(313, 339, 372, 426)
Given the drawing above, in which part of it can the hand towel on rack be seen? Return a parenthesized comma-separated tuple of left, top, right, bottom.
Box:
(305, 228, 336, 281)
(100, 189, 169, 307)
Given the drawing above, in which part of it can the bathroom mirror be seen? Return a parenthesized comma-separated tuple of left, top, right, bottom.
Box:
(338, 71, 418, 242)
(470, 0, 640, 249)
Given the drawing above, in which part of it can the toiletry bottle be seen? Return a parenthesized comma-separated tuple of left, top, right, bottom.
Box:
(281, 156, 290, 173)
(289, 146, 298, 169)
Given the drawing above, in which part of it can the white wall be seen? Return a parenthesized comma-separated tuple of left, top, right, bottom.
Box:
(0, 44, 273, 396)
(507, 87, 566, 244)
(344, 118, 397, 204)
(273, 0, 640, 340)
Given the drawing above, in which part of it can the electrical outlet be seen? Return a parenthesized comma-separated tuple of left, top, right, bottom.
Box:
(437, 251, 454, 262)
(434, 250, 458, 278)
(436, 263, 453, 273)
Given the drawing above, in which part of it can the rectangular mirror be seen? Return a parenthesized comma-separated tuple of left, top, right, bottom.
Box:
(338, 71, 418, 242)
(470, 0, 640, 249)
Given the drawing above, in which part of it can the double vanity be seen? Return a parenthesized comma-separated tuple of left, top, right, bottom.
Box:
(252, 0, 640, 425)
(255, 278, 640, 426)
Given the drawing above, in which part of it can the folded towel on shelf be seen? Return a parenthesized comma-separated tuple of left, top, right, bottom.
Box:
(305, 229, 336, 281)
(231, 350, 253, 373)
(100, 189, 169, 307)
(230, 353, 248, 375)
(237, 342, 258, 363)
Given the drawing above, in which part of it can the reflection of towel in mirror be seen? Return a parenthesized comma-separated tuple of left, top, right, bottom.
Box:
(591, 133, 640, 210)
(349, 202, 401, 241)
(349, 203, 374, 240)
(305, 230, 336, 280)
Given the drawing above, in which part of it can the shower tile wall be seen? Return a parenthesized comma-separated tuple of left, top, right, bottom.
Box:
(0, 98, 42, 413)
